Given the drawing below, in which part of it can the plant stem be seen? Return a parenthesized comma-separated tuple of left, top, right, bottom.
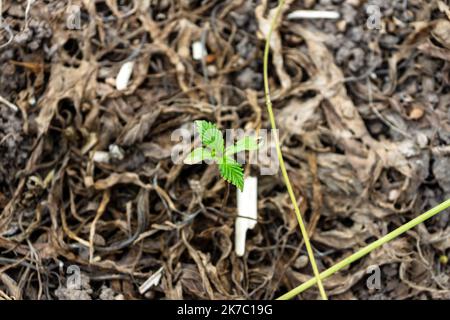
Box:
(277, 198, 450, 300)
(263, 0, 328, 300)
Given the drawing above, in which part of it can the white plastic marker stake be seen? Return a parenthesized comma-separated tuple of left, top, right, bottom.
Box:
(116, 60, 135, 91)
(235, 176, 258, 257)
(287, 10, 340, 20)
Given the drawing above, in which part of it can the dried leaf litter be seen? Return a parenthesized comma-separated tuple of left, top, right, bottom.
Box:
(0, 0, 449, 300)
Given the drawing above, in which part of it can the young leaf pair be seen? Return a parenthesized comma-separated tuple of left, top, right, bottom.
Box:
(184, 120, 261, 191)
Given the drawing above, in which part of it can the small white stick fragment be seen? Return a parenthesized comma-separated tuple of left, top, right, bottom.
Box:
(0, 95, 18, 112)
(108, 144, 125, 160)
(287, 10, 340, 20)
(116, 60, 135, 91)
(139, 267, 164, 295)
(92, 151, 110, 164)
(192, 41, 207, 61)
(235, 176, 258, 257)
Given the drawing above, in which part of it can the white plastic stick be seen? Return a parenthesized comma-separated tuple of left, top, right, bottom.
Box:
(287, 10, 340, 20)
(235, 176, 258, 257)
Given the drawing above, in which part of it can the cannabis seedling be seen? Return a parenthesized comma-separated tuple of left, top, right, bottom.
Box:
(184, 120, 260, 191)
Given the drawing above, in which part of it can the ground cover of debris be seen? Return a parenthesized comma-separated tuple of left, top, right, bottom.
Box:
(1, 0, 450, 300)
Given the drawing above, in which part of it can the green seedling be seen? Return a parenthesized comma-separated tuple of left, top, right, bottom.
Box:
(184, 120, 260, 191)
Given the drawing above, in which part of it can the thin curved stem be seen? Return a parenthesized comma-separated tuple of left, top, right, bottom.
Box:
(277, 198, 450, 300)
(263, 0, 328, 300)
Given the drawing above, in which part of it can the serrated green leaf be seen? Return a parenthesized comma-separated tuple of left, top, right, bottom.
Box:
(218, 156, 244, 191)
(195, 120, 224, 154)
(225, 136, 261, 156)
(184, 147, 213, 164)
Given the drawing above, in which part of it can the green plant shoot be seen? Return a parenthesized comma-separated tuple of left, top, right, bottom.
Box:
(184, 120, 260, 191)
